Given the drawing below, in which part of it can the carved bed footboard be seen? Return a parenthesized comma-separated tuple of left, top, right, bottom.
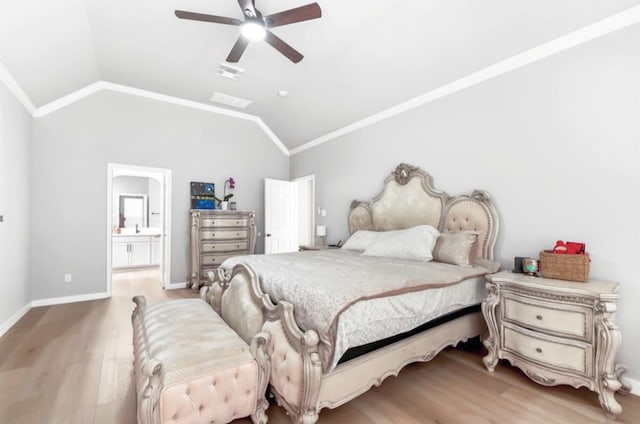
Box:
(257, 300, 485, 423)
(201, 265, 276, 343)
(201, 264, 324, 423)
(202, 263, 487, 424)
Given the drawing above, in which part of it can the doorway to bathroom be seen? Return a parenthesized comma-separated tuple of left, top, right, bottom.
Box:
(107, 163, 173, 295)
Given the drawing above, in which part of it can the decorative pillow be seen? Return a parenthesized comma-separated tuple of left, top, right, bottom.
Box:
(432, 231, 478, 267)
(341, 230, 380, 251)
(363, 225, 440, 261)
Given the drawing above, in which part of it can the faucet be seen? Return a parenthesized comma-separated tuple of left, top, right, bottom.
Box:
(136, 224, 140, 234)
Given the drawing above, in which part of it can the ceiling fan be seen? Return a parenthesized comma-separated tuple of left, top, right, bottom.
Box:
(175, 0, 322, 64)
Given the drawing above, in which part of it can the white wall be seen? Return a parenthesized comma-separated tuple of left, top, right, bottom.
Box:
(0, 82, 31, 332)
(291, 25, 640, 381)
(30, 89, 289, 300)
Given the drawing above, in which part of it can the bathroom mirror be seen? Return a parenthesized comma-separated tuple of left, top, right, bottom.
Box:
(118, 195, 147, 229)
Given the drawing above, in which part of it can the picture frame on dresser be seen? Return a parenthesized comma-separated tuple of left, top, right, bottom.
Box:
(189, 209, 256, 290)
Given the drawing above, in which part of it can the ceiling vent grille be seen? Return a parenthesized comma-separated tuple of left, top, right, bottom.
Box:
(209, 91, 253, 109)
(216, 63, 245, 80)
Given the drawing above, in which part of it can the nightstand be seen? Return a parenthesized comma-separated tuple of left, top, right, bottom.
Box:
(481, 270, 630, 416)
(298, 244, 339, 251)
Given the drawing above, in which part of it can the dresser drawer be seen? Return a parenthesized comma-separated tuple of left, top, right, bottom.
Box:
(502, 324, 591, 376)
(201, 253, 237, 266)
(502, 294, 591, 342)
(201, 218, 249, 228)
(201, 229, 248, 240)
(201, 241, 248, 253)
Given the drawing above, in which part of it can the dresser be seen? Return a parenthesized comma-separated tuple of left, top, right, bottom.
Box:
(189, 210, 256, 290)
(482, 271, 630, 416)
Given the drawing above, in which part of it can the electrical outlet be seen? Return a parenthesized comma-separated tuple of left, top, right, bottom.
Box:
(64, 273, 72, 283)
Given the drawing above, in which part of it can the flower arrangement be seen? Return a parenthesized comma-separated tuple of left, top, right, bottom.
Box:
(213, 177, 235, 205)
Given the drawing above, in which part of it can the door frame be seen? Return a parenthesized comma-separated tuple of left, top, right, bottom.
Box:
(106, 163, 174, 294)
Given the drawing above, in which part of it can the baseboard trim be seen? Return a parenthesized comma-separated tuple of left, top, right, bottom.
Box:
(2, 284, 190, 337)
(31, 291, 110, 307)
(627, 377, 640, 396)
(0, 302, 32, 338)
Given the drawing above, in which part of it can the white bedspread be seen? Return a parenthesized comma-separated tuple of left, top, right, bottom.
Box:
(221, 249, 491, 371)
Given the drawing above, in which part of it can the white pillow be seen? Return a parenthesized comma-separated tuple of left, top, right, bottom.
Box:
(363, 225, 440, 261)
(341, 230, 381, 251)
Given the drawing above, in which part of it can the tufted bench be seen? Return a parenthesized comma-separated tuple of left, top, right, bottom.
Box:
(131, 296, 270, 424)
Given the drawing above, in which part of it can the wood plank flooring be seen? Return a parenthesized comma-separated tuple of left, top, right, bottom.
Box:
(0, 269, 638, 423)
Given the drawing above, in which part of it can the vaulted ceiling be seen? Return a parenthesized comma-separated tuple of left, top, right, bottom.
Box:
(2, 0, 639, 151)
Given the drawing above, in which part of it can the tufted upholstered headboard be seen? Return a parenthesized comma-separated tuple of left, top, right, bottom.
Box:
(348, 163, 500, 261)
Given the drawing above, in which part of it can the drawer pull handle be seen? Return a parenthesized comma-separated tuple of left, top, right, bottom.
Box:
(536, 315, 543, 320)
(236, 221, 240, 224)
(535, 348, 542, 353)
(236, 232, 240, 236)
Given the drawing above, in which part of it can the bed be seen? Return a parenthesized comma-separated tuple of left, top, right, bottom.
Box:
(201, 163, 500, 423)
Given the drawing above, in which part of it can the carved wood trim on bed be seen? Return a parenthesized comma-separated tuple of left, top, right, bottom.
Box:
(201, 163, 501, 424)
(349, 163, 499, 260)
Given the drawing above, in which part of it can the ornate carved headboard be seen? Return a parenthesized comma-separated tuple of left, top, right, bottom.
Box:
(348, 163, 500, 260)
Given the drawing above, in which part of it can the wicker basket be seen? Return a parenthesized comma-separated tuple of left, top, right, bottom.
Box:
(539, 250, 590, 282)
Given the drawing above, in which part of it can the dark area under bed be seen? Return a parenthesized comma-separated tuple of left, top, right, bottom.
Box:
(337, 304, 482, 364)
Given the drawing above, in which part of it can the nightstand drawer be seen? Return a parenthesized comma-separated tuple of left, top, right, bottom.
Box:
(201, 230, 248, 240)
(201, 218, 249, 228)
(201, 241, 248, 253)
(502, 295, 590, 342)
(201, 253, 237, 266)
(502, 324, 591, 376)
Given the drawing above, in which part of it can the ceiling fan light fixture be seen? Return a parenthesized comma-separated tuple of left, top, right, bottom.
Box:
(240, 21, 266, 41)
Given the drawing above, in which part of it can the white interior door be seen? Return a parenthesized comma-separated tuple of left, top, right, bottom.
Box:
(264, 178, 298, 254)
(295, 176, 315, 246)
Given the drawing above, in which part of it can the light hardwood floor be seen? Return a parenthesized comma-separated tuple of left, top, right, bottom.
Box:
(0, 269, 638, 423)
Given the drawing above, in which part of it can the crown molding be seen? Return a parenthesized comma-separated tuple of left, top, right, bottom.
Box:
(0, 73, 289, 156)
(33, 81, 105, 117)
(290, 5, 640, 155)
(35, 81, 291, 156)
(0, 62, 36, 114)
(3, 5, 638, 158)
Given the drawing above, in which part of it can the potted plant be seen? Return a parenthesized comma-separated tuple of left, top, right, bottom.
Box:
(213, 177, 235, 210)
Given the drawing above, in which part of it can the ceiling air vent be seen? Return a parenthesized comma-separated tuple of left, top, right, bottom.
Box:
(216, 63, 245, 80)
(209, 91, 253, 109)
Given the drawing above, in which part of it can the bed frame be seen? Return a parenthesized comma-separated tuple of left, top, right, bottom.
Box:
(201, 163, 500, 423)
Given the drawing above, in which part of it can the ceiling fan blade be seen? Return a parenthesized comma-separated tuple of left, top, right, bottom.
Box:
(226, 37, 250, 63)
(265, 31, 303, 63)
(175, 10, 242, 26)
(237, 0, 257, 17)
(264, 3, 321, 28)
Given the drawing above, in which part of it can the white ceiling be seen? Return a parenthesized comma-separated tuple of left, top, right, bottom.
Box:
(2, 0, 639, 150)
